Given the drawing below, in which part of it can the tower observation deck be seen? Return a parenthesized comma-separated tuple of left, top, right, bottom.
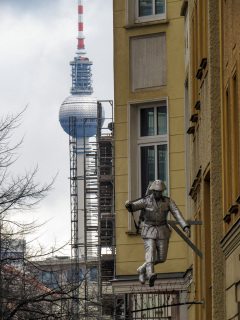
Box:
(70, 56, 93, 95)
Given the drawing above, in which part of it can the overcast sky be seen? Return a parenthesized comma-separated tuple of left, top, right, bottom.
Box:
(0, 0, 113, 256)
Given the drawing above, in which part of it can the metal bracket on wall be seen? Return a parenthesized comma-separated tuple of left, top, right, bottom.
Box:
(168, 220, 203, 259)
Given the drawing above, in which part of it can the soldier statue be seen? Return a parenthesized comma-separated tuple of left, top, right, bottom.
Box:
(125, 180, 191, 287)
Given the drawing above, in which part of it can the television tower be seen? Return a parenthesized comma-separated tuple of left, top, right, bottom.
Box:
(59, 0, 103, 259)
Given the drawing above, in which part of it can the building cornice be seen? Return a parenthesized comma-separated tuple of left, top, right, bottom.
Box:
(111, 272, 186, 293)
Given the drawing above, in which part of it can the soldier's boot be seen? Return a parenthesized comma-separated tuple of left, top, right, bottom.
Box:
(137, 263, 147, 284)
(146, 263, 157, 287)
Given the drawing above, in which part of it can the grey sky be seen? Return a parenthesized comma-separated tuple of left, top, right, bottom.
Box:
(1, 0, 57, 9)
(0, 0, 113, 255)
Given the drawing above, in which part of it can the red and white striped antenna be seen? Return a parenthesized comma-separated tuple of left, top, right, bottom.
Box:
(77, 0, 85, 54)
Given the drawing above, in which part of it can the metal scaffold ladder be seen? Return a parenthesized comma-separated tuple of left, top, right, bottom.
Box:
(69, 116, 80, 319)
(82, 119, 99, 319)
(97, 101, 116, 319)
(83, 101, 116, 319)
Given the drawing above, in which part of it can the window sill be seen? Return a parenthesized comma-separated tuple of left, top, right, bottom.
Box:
(137, 135, 168, 144)
(196, 68, 203, 80)
(196, 58, 207, 80)
(200, 57, 207, 70)
(124, 19, 169, 30)
(187, 126, 195, 135)
(125, 231, 140, 236)
(223, 213, 231, 224)
(190, 113, 198, 123)
(194, 100, 201, 110)
(228, 204, 238, 215)
(223, 203, 239, 224)
(131, 84, 167, 93)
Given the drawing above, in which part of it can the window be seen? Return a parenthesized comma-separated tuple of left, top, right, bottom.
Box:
(231, 72, 239, 202)
(128, 99, 169, 230)
(136, 0, 166, 23)
(89, 268, 98, 281)
(140, 106, 167, 136)
(140, 144, 168, 196)
(139, 0, 165, 16)
(67, 269, 83, 282)
(222, 71, 240, 232)
(126, 0, 166, 25)
(40, 271, 59, 290)
(194, 210, 203, 320)
(224, 87, 232, 211)
(138, 104, 168, 196)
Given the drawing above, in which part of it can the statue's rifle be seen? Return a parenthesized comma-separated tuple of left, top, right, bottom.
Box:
(127, 198, 142, 234)
(129, 184, 152, 235)
(136, 183, 152, 235)
(129, 207, 140, 235)
(128, 196, 147, 235)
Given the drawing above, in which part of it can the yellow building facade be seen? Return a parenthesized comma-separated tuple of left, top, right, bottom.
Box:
(113, 0, 240, 319)
(220, 0, 240, 319)
(113, 0, 191, 318)
(185, 0, 224, 318)
(182, 0, 237, 319)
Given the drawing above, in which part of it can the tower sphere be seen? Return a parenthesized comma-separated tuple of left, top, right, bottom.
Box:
(59, 95, 104, 138)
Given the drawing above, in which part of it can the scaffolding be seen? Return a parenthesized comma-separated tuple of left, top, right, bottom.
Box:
(69, 101, 115, 319)
(69, 116, 80, 318)
(97, 101, 115, 319)
(83, 116, 100, 319)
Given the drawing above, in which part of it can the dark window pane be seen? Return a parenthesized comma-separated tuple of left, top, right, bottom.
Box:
(156, 0, 165, 14)
(41, 271, 59, 290)
(157, 144, 168, 195)
(140, 107, 154, 136)
(67, 269, 82, 282)
(141, 146, 155, 196)
(157, 106, 167, 135)
(139, 0, 153, 16)
(42, 271, 51, 283)
(90, 268, 98, 281)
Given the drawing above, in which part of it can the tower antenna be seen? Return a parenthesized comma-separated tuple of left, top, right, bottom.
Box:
(77, 0, 86, 54)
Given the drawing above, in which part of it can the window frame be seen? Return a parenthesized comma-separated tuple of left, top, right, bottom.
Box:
(127, 98, 169, 231)
(138, 142, 169, 197)
(137, 102, 169, 197)
(135, 0, 167, 23)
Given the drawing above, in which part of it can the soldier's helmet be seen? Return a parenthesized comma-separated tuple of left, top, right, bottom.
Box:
(149, 180, 167, 191)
